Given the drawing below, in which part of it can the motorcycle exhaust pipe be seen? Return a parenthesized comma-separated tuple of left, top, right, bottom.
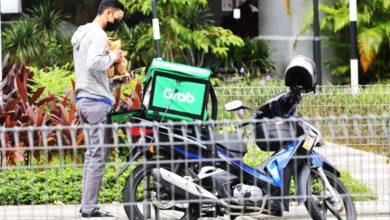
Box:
(152, 168, 267, 216)
(152, 167, 228, 206)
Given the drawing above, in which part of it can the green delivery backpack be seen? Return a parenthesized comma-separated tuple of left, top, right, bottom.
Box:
(142, 58, 218, 122)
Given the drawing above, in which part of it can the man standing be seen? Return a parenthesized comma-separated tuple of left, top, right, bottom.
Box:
(71, 0, 126, 217)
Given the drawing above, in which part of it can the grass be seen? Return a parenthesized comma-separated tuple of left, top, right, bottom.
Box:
(215, 82, 390, 118)
(340, 171, 377, 201)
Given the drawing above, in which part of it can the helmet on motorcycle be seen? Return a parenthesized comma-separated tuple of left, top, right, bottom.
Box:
(285, 55, 317, 93)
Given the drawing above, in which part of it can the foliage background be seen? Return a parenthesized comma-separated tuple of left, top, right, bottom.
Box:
(118, 0, 244, 68)
(2, 1, 73, 67)
(301, 0, 390, 84)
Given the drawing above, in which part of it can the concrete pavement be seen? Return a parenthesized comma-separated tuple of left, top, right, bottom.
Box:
(1, 202, 389, 220)
(317, 142, 390, 202)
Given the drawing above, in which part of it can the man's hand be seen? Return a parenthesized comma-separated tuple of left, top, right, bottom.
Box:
(115, 50, 124, 64)
(121, 72, 133, 84)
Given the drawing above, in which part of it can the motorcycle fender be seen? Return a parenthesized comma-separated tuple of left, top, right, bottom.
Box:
(111, 148, 144, 183)
(295, 160, 340, 205)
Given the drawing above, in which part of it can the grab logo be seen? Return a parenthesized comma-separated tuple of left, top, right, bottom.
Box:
(163, 88, 195, 104)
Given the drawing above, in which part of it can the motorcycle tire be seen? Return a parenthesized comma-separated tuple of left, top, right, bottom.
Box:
(123, 163, 200, 220)
(304, 169, 357, 220)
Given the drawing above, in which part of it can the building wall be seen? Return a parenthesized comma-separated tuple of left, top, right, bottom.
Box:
(258, 0, 332, 83)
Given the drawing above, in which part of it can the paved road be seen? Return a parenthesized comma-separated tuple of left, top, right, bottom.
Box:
(1, 201, 389, 220)
(317, 142, 390, 202)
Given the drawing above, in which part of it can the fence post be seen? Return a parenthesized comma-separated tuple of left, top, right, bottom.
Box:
(349, 0, 359, 94)
(313, 0, 322, 85)
(151, 0, 161, 58)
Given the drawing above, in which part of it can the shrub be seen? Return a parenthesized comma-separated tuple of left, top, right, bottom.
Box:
(0, 165, 127, 205)
(0, 60, 83, 166)
(28, 64, 75, 98)
(119, 0, 244, 67)
(2, 0, 71, 67)
(2, 18, 45, 66)
(223, 38, 276, 77)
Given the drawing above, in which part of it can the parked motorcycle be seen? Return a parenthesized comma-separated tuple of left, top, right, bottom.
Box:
(110, 56, 357, 220)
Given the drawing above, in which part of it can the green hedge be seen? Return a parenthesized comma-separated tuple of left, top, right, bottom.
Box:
(0, 166, 128, 205)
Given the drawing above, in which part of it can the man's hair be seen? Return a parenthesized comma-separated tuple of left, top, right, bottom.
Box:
(97, 0, 125, 15)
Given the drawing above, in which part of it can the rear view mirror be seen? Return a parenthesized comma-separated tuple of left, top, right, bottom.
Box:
(224, 100, 244, 111)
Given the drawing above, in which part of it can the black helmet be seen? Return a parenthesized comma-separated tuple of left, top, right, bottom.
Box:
(285, 55, 317, 93)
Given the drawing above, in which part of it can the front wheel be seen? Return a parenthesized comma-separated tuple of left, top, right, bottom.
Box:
(123, 163, 200, 220)
(305, 169, 357, 220)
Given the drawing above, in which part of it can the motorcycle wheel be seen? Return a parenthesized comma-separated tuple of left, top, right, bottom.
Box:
(305, 169, 357, 220)
(123, 163, 200, 220)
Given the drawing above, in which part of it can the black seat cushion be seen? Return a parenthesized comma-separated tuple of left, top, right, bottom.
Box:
(213, 133, 247, 153)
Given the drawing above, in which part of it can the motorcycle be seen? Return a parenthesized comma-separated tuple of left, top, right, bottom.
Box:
(110, 56, 357, 220)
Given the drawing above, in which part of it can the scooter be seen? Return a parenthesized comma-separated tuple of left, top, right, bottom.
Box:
(110, 56, 357, 220)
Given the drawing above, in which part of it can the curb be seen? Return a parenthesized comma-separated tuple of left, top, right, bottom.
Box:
(1, 201, 389, 220)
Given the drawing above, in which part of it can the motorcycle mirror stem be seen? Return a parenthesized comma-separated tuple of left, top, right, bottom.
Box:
(224, 100, 252, 111)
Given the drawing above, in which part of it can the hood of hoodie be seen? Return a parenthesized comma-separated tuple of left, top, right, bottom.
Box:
(71, 23, 99, 50)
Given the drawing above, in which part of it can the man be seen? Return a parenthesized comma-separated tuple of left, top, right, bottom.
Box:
(71, 0, 127, 218)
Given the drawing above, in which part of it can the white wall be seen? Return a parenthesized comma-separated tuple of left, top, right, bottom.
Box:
(258, 0, 333, 83)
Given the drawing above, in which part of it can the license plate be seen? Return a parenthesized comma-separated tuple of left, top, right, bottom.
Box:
(303, 136, 315, 151)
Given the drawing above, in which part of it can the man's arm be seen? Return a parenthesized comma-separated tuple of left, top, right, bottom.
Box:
(86, 35, 120, 72)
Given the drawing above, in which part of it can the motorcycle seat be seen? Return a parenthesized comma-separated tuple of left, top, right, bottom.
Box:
(213, 133, 247, 153)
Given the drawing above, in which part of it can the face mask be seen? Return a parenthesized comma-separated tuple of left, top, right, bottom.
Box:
(105, 12, 121, 31)
(105, 14, 121, 32)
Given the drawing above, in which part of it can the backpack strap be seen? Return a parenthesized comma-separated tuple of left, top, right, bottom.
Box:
(209, 83, 218, 121)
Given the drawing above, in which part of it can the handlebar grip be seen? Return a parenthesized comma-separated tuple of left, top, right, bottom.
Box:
(238, 122, 251, 128)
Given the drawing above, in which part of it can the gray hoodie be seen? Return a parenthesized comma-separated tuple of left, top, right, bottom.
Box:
(71, 22, 118, 104)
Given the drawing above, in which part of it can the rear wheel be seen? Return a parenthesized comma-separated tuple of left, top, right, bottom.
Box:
(305, 169, 357, 220)
(123, 163, 200, 220)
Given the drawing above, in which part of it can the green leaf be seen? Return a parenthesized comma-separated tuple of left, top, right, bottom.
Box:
(358, 27, 384, 57)
(212, 47, 229, 58)
(383, 0, 390, 9)
(358, 27, 385, 71)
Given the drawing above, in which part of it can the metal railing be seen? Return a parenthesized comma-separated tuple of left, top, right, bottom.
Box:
(215, 85, 390, 117)
(0, 115, 389, 219)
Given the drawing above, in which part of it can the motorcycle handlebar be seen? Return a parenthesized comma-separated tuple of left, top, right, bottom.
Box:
(284, 89, 302, 107)
(256, 89, 303, 119)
